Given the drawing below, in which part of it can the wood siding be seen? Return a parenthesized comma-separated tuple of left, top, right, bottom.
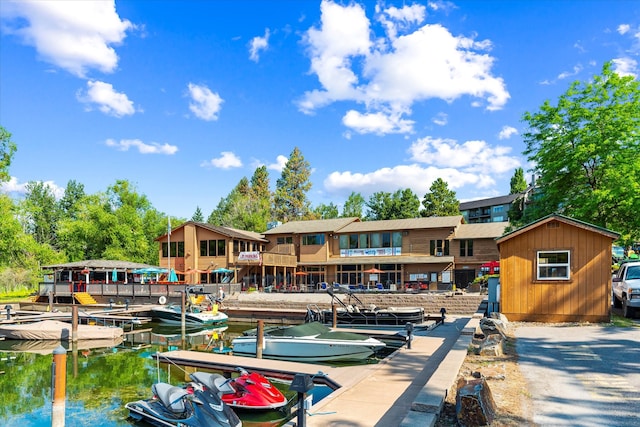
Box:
(499, 220, 612, 322)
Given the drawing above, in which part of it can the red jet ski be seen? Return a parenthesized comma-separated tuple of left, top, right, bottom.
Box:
(191, 368, 288, 411)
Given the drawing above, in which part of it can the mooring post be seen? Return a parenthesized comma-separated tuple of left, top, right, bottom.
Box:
(256, 320, 264, 359)
(71, 305, 78, 343)
(332, 304, 337, 328)
(405, 322, 414, 350)
(4, 304, 11, 320)
(48, 290, 54, 312)
(181, 291, 186, 346)
(289, 373, 314, 427)
(52, 345, 67, 427)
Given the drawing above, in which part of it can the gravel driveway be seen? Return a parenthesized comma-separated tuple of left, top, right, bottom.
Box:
(515, 324, 640, 427)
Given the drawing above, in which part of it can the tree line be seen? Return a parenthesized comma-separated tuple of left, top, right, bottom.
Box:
(0, 61, 638, 293)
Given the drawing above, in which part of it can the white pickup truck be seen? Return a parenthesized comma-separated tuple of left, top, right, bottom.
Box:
(612, 261, 640, 318)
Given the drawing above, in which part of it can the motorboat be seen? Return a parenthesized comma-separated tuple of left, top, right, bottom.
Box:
(125, 380, 242, 427)
(306, 289, 425, 327)
(0, 319, 123, 340)
(191, 368, 288, 411)
(151, 287, 228, 326)
(231, 321, 386, 362)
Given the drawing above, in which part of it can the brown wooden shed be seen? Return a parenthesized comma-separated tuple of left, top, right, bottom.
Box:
(496, 214, 619, 323)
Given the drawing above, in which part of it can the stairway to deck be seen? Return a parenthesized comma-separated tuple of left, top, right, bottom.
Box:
(74, 292, 98, 305)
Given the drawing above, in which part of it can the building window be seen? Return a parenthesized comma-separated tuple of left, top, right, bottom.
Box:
(302, 234, 326, 245)
(430, 240, 450, 256)
(163, 242, 184, 257)
(200, 240, 207, 256)
(493, 205, 504, 213)
(492, 216, 504, 222)
(217, 239, 226, 256)
(460, 240, 473, 257)
(537, 250, 570, 280)
(277, 236, 293, 244)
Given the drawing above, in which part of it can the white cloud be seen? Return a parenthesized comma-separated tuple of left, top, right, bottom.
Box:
(249, 28, 270, 62)
(77, 80, 136, 117)
(298, 0, 509, 135)
(105, 138, 178, 155)
(0, 0, 132, 77)
(408, 136, 520, 174)
(187, 83, 223, 121)
(498, 125, 518, 140)
(0, 176, 28, 195)
(557, 64, 583, 80)
(618, 24, 631, 35)
(432, 112, 448, 126)
(323, 163, 485, 200)
(342, 110, 414, 135)
(201, 152, 242, 169)
(0, 177, 64, 198)
(267, 155, 288, 172)
(612, 57, 638, 78)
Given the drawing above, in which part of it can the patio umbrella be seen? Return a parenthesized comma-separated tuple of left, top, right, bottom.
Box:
(111, 268, 118, 283)
(363, 268, 383, 273)
(168, 268, 178, 283)
(294, 271, 308, 276)
(211, 267, 233, 273)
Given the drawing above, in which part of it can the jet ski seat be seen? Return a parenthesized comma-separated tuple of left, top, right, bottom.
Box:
(152, 383, 188, 414)
(190, 371, 235, 394)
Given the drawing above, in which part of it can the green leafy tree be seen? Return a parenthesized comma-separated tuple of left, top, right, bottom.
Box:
(273, 147, 312, 222)
(59, 180, 86, 220)
(366, 188, 420, 220)
(20, 181, 61, 248)
(341, 191, 365, 218)
(191, 206, 204, 222)
(57, 180, 165, 264)
(510, 167, 527, 194)
(521, 61, 640, 243)
(421, 178, 459, 217)
(0, 126, 17, 183)
(313, 202, 339, 219)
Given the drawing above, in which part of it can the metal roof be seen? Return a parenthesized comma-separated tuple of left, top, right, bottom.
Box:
(459, 194, 520, 210)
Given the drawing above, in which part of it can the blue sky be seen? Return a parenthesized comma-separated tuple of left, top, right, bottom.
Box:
(1, 0, 638, 220)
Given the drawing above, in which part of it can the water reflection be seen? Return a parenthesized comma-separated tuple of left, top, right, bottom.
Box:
(0, 323, 332, 427)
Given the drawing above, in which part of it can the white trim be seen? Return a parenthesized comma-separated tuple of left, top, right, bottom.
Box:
(536, 250, 571, 280)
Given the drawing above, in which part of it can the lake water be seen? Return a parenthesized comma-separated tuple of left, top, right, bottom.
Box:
(0, 322, 363, 427)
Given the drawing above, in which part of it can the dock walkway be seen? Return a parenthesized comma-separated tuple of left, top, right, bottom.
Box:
(157, 315, 479, 427)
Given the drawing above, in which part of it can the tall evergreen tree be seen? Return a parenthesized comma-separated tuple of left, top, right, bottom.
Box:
(273, 147, 312, 222)
(509, 167, 527, 194)
(59, 180, 86, 220)
(421, 178, 459, 217)
(20, 181, 61, 248)
(191, 206, 204, 222)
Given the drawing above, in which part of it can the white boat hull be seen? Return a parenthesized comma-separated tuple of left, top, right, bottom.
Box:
(151, 305, 228, 326)
(231, 335, 385, 362)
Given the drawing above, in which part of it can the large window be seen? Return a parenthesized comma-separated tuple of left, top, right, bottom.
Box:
(430, 239, 450, 256)
(162, 241, 184, 257)
(302, 234, 326, 245)
(199, 239, 225, 256)
(339, 232, 401, 250)
(537, 250, 570, 280)
(459, 239, 473, 257)
(277, 236, 293, 244)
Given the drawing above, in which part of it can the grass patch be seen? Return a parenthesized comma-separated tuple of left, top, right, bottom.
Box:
(610, 314, 640, 327)
(0, 289, 35, 303)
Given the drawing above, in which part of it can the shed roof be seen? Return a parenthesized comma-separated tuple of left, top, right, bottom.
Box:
(262, 217, 360, 234)
(496, 214, 620, 244)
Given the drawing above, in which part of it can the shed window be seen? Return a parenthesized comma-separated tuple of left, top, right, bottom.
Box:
(537, 250, 570, 280)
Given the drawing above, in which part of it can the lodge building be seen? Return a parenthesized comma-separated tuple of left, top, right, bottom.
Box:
(158, 216, 507, 291)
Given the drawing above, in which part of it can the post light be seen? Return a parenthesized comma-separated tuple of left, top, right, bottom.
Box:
(125, 299, 130, 310)
(405, 322, 414, 350)
(289, 373, 314, 427)
(109, 298, 114, 310)
(5, 305, 11, 320)
(440, 307, 447, 322)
